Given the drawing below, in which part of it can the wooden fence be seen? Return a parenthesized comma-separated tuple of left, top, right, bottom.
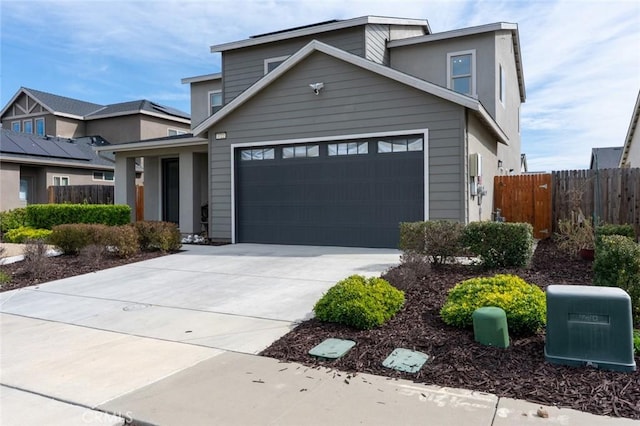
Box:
(494, 174, 552, 239)
(48, 185, 114, 204)
(494, 168, 640, 238)
(48, 184, 145, 221)
(552, 168, 640, 235)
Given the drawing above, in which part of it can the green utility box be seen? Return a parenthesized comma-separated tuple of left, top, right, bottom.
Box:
(472, 306, 509, 348)
(545, 285, 636, 372)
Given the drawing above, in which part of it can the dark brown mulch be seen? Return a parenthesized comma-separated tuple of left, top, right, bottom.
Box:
(0, 250, 169, 292)
(261, 239, 640, 420)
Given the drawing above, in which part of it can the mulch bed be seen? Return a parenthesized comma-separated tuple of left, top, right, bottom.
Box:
(0, 250, 168, 292)
(261, 239, 640, 420)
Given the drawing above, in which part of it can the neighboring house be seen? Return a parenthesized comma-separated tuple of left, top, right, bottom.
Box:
(0, 129, 116, 210)
(620, 90, 640, 168)
(99, 16, 526, 248)
(590, 147, 623, 170)
(0, 87, 191, 143)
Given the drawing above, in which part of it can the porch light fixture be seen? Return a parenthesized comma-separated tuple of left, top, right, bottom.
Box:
(309, 82, 324, 95)
(497, 160, 503, 169)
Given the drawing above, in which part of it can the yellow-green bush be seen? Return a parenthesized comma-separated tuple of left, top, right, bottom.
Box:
(313, 275, 405, 330)
(440, 274, 546, 336)
(3, 227, 52, 243)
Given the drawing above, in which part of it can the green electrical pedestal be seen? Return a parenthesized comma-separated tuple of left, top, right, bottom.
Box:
(472, 306, 509, 348)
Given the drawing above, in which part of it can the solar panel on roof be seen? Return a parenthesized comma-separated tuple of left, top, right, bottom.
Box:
(0, 132, 92, 161)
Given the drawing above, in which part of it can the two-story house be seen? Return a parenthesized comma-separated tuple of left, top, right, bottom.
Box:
(0, 87, 190, 211)
(99, 16, 526, 248)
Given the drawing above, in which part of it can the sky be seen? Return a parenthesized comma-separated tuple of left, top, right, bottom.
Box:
(1, 0, 639, 172)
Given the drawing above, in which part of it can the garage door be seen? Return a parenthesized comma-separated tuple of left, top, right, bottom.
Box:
(235, 136, 425, 248)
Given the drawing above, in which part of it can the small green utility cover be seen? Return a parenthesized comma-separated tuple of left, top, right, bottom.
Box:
(308, 338, 356, 360)
(382, 348, 429, 373)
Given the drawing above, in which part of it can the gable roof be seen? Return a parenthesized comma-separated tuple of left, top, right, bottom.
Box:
(620, 90, 640, 167)
(181, 73, 222, 84)
(210, 16, 431, 52)
(193, 39, 508, 144)
(0, 128, 115, 169)
(590, 146, 623, 169)
(387, 22, 526, 102)
(0, 87, 190, 123)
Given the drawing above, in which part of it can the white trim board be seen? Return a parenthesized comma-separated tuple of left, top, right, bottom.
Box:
(229, 128, 429, 244)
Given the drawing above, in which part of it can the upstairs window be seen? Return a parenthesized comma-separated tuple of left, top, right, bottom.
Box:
(447, 50, 476, 96)
(23, 119, 33, 134)
(168, 129, 187, 136)
(35, 117, 45, 136)
(11, 121, 20, 132)
(264, 55, 290, 75)
(209, 90, 222, 115)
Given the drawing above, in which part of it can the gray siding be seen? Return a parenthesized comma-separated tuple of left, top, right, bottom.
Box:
(189, 78, 222, 129)
(222, 27, 365, 103)
(467, 111, 499, 222)
(365, 24, 389, 65)
(209, 52, 466, 240)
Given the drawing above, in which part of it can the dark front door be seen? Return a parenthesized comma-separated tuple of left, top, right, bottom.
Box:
(235, 137, 424, 248)
(162, 158, 179, 224)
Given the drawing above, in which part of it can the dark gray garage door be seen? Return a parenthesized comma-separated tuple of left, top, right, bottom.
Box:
(235, 136, 424, 248)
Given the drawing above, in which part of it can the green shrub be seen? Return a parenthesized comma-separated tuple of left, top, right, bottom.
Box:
(26, 204, 131, 229)
(0, 270, 11, 286)
(462, 222, 534, 268)
(634, 330, 640, 355)
(596, 224, 636, 246)
(399, 220, 463, 265)
(440, 274, 546, 336)
(594, 235, 640, 325)
(134, 221, 182, 252)
(49, 224, 108, 254)
(0, 208, 28, 234)
(314, 275, 405, 330)
(3, 227, 52, 243)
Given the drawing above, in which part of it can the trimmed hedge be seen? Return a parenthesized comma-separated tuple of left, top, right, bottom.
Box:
(49, 224, 109, 254)
(440, 274, 546, 336)
(26, 204, 131, 229)
(3, 227, 52, 244)
(399, 220, 463, 265)
(594, 235, 640, 325)
(314, 275, 405, 330)
(104, 225, 140, 258)
(595, 224, 636, 245)
(0, 208, 28, 234)
(462, 221, 534, 268)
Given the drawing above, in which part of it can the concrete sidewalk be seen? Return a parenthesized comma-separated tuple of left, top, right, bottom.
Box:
(1, 244, 636, 425)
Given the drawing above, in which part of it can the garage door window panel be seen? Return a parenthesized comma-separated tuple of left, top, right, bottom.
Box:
(241, 148, 275, 161)
(378, 137, 423, 153)
(283, 144, 319, 159)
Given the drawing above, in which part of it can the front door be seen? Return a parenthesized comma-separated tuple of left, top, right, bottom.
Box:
(162, 158, 179, 224)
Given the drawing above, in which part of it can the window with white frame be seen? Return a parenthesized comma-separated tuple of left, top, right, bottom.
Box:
(240, 147, 275, 161)
(328, 142, 368, 156)
(167, 128, 188, 136)
(93, 171, 114, 181)
(35, 117, 45, 136)
(53, 176, 69, 186)
(377, 137, 423, 153)
(11, 121, 20, 132)
(282, 144, 319, 159)
(209, 90, 222, 115)
(23, 119, 33, 134)
(264, 55, 289, 75)
(499, 64, 505, 105)
(447, 50, 476, 96)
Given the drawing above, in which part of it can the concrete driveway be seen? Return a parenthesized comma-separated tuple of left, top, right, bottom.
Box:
(0, 243, 400, 424)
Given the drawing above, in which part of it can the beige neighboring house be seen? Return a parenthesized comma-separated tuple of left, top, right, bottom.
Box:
(0, 129, 117, 211)
(99, 16, 526, 247)
(1, 87, 191, 143)
(620, 90, 640, 168)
